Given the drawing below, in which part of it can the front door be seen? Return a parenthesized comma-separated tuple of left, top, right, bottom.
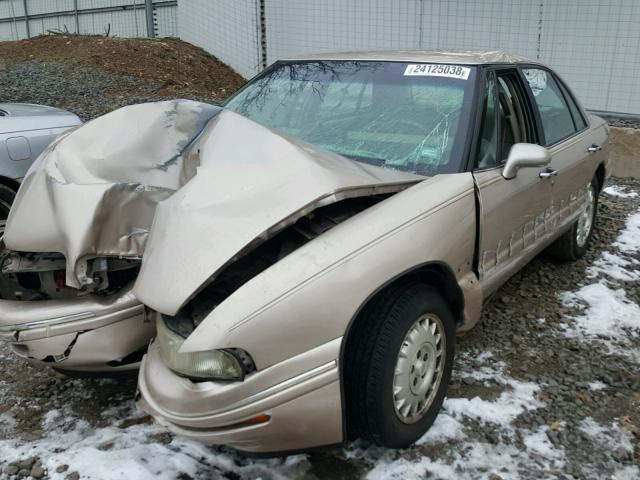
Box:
(473, 68, 554, 296)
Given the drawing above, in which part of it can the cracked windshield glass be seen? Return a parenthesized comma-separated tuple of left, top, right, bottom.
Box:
(225, 61, 476, 175)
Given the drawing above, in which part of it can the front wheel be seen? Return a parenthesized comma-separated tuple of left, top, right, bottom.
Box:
(345, 282, 455, 448)
(547, 178, 599, 261)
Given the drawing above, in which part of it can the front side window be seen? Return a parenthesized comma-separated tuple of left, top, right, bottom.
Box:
(225, 61, 477, 175)
(476, 70, 530, 169)
(522, 68, 575, 145)
(477, 72, 498, 168)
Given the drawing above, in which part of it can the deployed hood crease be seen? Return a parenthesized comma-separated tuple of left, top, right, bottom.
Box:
(133, 110, 423, 315)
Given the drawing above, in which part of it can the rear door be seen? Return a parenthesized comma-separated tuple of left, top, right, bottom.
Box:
(472, 68, 554, 295)
(520, 67, 604, 233)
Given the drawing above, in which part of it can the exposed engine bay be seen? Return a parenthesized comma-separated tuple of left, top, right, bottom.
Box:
(0, 251, 140, 301)
(163, 195, 391, 338)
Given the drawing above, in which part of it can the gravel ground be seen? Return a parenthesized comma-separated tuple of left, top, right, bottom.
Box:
(605, 118, 640, 130)
(0, 43, 639, 480)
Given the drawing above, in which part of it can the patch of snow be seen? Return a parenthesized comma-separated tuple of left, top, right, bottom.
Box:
(0, 402, 311, 480)
(523, 427, 563, 458)
(415, 411, 465, 444)
(579, 417, 608, 438)
(561, 206, 640, 361)
(560, 281, 640, 362)
(474, 351, 494, 363)
(588, 381, 607, 391)
(578, 417, 640, 479)
(613, 211, 640, 253)
(445, 351, 543, 426)
(444, 378, 542, 426)
(579, 417, 636, 455)
(561, 282, 640, 338)
(365, 434, 564, 480)
(0, 412, 16, 435)
(603, 185, 639, 198)
(613, 466, 640, 480)
(588, 251, 640, 282)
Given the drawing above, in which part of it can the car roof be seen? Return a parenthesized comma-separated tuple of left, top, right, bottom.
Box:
(283, 50, 543, 66)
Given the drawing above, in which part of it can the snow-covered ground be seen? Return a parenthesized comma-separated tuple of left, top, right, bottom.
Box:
(561, 206, 640, 362)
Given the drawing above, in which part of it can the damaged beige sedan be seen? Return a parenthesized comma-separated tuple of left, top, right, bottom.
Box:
(3, 51, 609, 452)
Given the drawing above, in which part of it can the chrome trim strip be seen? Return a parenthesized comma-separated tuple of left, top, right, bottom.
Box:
(148, 359, 338, 419)
(231, 360, 337, 413)
(0, 304, 144, 334)
(0, 311, 95, 333)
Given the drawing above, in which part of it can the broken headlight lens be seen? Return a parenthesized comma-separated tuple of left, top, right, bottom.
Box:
(156, 318, 245, 381)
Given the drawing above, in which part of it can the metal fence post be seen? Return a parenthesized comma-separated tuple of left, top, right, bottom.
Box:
(258, 0, 267, 69)
(22, 0, 30, 37)
(73, 0, 80, 33)
(144, 0, 155, 37)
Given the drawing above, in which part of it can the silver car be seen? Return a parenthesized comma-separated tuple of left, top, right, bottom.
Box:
(0, 103, 81, 219)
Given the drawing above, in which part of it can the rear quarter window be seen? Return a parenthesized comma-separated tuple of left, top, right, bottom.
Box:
(558, 80, 588, 131)
(522, 68, 576, 145)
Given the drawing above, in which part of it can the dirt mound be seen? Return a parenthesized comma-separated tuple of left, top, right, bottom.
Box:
(0, 35, 246, 99)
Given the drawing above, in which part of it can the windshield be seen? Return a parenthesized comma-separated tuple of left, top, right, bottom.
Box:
(225, 60, 477, 175)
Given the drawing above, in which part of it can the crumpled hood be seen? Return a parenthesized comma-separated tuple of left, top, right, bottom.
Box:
(133, 109, 422, 315)
(4, 100, 221, 288)
(4, 99, 421, 300)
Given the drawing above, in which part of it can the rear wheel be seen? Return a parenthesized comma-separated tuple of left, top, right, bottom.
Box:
(547, 178, 599, 261)
(345, 282, 455, 448)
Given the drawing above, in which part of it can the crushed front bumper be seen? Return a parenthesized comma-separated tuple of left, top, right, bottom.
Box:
(137, 337, 344, 453)
(0, 286, 154, 373)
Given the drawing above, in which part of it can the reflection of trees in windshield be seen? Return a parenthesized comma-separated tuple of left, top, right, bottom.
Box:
(228, 61, 381, 114)
(225, 61, 472, 176)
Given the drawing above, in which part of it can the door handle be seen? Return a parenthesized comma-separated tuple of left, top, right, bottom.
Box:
(539, 167, 558, 178)
(587, 144, 602, 153)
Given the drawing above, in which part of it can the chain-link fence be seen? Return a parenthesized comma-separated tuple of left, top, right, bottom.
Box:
(0, 0, 177, 40)
(1, 0, 637, 114)
(179, 0, 640, 115)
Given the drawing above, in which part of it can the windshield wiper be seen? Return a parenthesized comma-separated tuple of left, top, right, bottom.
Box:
(341, 154, 387, 167)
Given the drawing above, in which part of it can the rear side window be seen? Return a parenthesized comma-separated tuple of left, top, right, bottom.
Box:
(522, 68, 575, 145)
(558, 80, 587, 131)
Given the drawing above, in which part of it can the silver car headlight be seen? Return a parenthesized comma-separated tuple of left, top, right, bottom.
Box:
(156, 317, 246, 381)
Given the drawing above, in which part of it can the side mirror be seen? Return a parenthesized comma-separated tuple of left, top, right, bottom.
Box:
(502, 143, 551, 179)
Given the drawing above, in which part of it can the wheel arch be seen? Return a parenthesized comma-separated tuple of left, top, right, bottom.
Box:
(339, 260, 464, 440)
(595, 163, 605, 192)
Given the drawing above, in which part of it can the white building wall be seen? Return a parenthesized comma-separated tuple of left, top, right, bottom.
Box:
(180, 0, 640, 115)
(177, 0, 260, 79)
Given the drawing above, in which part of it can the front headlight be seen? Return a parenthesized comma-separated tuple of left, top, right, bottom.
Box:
(156, 317, 245, 381)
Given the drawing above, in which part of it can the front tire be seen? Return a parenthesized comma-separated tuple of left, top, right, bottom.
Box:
(345, 282, 455, 448)
(547, 177, 599, 261)
(0, 183, 16, 222)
